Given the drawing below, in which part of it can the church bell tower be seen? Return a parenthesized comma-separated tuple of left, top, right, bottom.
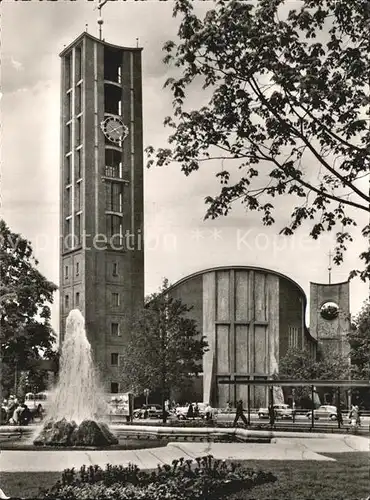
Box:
(59, 31, 144, 394)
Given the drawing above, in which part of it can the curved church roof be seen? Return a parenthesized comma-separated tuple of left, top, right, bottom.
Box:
(168, 265, 307, 299)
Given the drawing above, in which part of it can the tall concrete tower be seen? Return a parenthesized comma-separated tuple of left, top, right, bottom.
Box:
(309, 281, 350, 356)
(59, 33, 144, 393)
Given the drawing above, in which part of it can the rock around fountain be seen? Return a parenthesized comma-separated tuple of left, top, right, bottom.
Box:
(34, 309, 118, 447)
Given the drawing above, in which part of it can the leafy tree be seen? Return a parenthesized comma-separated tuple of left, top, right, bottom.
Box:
(348, 300, 370, 380)
(278, 347, 349, 405)
(0, 219, 57, 398)
(147, 0, 370, 280)
(120, 279, 208, 422)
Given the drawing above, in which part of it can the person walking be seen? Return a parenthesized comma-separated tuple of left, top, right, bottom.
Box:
(187, 403, 194, 420)
(19, 404, 32, 426)
(10, 404, 23, 425)
(205, 403, 213, 421)
(233, 400, 248, 427)
(6, 399, 17, 424)
(349, 405, 360, 432)
(268, 404, 276, 427)
(337, 404, 343, 428)
(0, 405, 7, 425)
(353, 405, 361, 426)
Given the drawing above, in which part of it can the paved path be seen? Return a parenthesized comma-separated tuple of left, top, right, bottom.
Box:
(0, 434, 368, 472)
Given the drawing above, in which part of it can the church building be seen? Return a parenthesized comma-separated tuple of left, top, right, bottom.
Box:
(58, 31, 350, 406)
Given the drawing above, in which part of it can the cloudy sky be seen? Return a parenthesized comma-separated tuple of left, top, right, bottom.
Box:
(1, 0, 368, 334)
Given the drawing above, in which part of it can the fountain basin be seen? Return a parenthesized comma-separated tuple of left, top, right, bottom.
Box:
(0, 423, 168, 451)
(0, 436, 168, 451)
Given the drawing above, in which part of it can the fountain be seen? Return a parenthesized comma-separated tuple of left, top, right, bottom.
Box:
(34, 309, 118, 447)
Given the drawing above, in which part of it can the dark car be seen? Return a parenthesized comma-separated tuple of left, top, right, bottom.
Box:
(134, 404, 163, 419)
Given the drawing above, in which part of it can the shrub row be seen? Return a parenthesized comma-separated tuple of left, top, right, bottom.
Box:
(39, 455, 277, 500)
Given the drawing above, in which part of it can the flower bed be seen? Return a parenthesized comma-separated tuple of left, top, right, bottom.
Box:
(40, 455, 276, 500)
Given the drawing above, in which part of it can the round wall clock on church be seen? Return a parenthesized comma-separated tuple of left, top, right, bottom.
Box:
(100, 116, 129, 144)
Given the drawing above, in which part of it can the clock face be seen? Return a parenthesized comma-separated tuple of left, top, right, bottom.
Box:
(320, 301, 339, 321)
(101, 116, 129, 144)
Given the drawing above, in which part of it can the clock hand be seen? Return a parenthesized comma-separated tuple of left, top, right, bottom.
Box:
(110, 126, 122, 134)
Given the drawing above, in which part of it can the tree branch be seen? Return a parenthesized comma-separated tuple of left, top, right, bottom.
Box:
(249, 76, 370, 204)
(245, 136, 369, 212)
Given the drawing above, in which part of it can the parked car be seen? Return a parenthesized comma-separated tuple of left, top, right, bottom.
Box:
(193, 402, 209, 418)
(175, 403, 213, 420)
(306, 405, 337, 421)
(258, 404, 293, 419)
(134, 404, 163, 419)
(175, 405, 192, 420)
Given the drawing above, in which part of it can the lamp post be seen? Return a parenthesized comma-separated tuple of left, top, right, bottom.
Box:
(247, 384, 251, 426)
(268, 385, 275, 427)
(337, 386, 343, 429)
(311, 385, 315, 429)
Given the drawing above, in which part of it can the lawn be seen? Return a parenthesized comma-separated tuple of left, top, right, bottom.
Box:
(230, 453, 370, 500)
(0, 452, 368, 499)
(0, 472, 60, 499)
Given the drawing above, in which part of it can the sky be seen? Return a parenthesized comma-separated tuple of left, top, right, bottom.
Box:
(1, 0, 368, 335)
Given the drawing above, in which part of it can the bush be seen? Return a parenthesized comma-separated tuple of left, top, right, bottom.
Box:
(40, 456, 276, 499)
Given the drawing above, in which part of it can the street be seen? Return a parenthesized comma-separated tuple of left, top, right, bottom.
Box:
(127, 411, 370, 432)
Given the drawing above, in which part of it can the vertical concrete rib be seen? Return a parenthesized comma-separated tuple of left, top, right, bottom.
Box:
(94, 42, 99, 236)
(130, 52, 135, 234)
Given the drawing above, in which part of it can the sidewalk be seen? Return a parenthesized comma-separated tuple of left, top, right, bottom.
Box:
(0, 434, 368, 472)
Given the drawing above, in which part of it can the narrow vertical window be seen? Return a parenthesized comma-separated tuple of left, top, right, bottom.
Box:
(76, 182, 82, 211)
(112, 292, 120, 307)
(65, 53, 72, 89)
(75, 213, 81, 245)
(76, 149, 81, 179)
(66, 155, 72, 184)
(75, 46, 82, 82)
(112, 263, 118, 277)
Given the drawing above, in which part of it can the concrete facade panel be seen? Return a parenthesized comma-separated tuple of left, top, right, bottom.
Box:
(235, 271, 249, 321)
(279, 278, 305, 359)
(236, 383, 250, 408)
(216, 324, 230, 373)
(254, 273, 266, 321)
(266, 274, 279, 374)
(235, 325, 249, 372)
(216, 271, 230, 321)
(218, 382, 230, 409)
(254, 377, 267, 409)
(254, 325, 267, 374)
(202, 272, 216, 405)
